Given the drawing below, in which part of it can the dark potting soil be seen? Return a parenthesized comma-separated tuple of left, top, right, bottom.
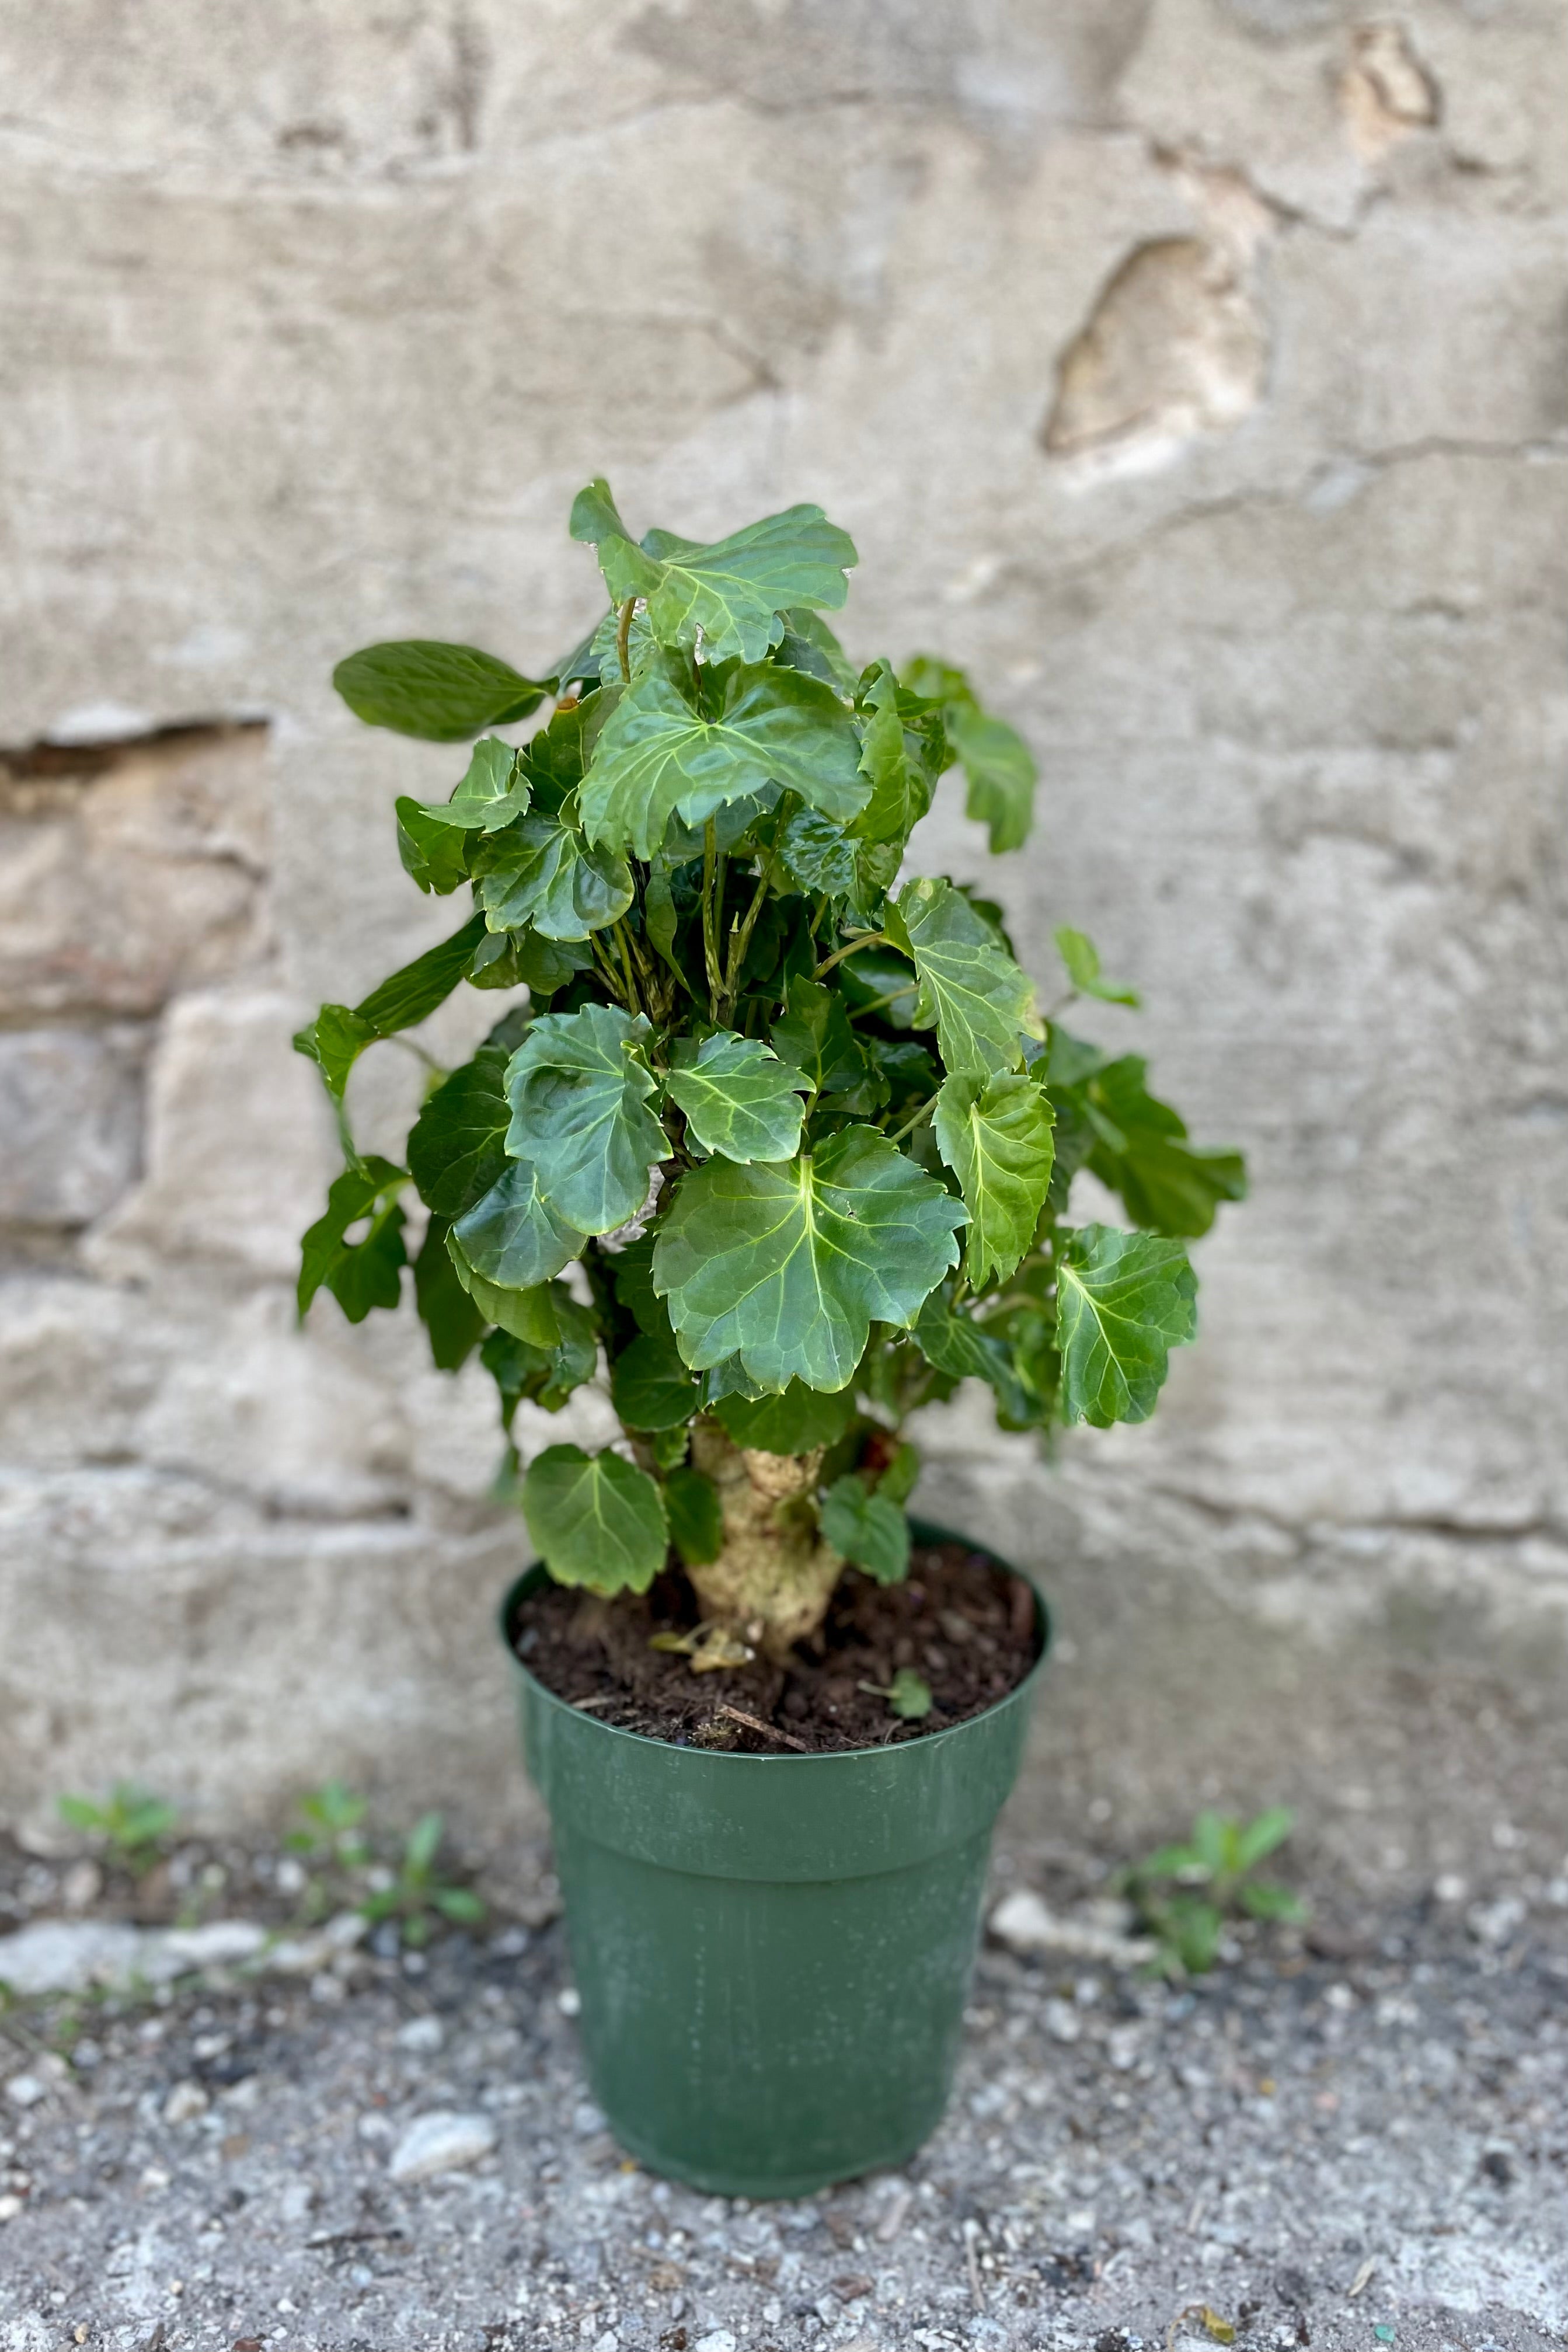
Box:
(510, 1540, 1040, 1753)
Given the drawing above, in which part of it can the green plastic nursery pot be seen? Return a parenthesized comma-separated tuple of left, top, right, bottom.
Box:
(500, 1524, 1049, 2199)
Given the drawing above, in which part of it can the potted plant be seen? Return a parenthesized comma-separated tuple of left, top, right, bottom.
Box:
(295, 480, 1245, 2196)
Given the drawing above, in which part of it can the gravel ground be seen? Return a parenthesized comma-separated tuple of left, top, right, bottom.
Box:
(2, 1858, 1566, 2352)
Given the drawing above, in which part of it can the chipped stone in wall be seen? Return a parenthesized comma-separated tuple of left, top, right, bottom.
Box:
(1043, 235, 1268, 477)
(0, 724, 271, 1019)
(1339, 23, 1441, 162)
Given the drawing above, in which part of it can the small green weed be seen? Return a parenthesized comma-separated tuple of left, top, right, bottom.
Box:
(1123, 1807, 1307, 1977)
(57, 1783, 179, 1875)
(286, 1779, 371, 1867)
(357, 1813, 486, 1949)
(857, 1668, 934, 1720)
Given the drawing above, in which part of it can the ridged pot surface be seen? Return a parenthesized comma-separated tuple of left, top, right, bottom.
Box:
(502, 1523, 1049, 2197)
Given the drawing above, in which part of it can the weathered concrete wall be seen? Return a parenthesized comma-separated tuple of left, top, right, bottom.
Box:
(2, 1, 1566, 1883)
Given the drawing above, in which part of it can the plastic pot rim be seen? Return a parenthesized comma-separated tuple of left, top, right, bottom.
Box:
(499, 1513, 1051, 1768)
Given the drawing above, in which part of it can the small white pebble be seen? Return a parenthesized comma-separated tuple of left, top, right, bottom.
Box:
(162, 2081, 209, 2126)
(4, 2076, 46, 2110)
(557, 1986, 581, 2016)
(695, 2333, 738, 2352)
(0, 2194, 23, 2223)
(396, 2015, 445, 2054)
(388, 2110, 498, 2183)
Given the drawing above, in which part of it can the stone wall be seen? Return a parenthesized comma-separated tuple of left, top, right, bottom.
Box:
(2, 2, 1565, 1883)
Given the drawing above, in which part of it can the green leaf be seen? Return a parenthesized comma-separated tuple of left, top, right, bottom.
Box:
(911, 1291, 1032, 1423)
(1236, 1880, 1308, 1922)
(407, 1047, 511, 1218)
(610, 1330, 698, 1431)
(835, 947, 920, 1030)
(1054, 925, 1140, 1007)
(654, 1127, 965, 1393)
(821, 1476, 910, 1584)
(606, 1231, 671, 1340)
(291, 1005, 378, 1100)
(522, 1444, 668, 1595)
(1083, 1057, 1248, 1239)
(769, 977, 882, 1109)
(709, 1380, 857, 1454)
(395, 797, 471, 894)
(775, 806, 859, 901)
(471, 926, 595, 997)
(1234, 1807, 1295, 1871)
(571, 480, 857, 665)
(406, 737, 532, 834)
(413, 1214, 486, 1370)
(664, 1465, 724, 1566)
(665, 1032, 807, 1165)
(643, 866, 680, 971)
(891, 878, 1035, 1079)
(445, 1228, 563, 1347)
(433, 1886, 487, 1925)
(579, 650, 867, 859)
(450, 1157, 584, 1289)
(294, 916, 488, 1100)
(473, 803, 634, 940)
(934, 1069, 1056, 1288)
(356, 914, 488, 1037)
(946, 701, 1036, 853)
(332, 640, 549, 740)
(505, 1005, 668, 1236)
(874, 1437, 921, 1507)
(298, 1157, 407, 1319)
(853, 662, 933, 849)
(903, 657, 1036, 852)
(480, 1302, 595, 1423)
(1055, 1224, 1197, 1426)
(886, 1667, 933, 1720)
(775, 606, 859, 695)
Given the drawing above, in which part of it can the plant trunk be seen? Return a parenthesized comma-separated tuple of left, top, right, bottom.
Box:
(685, 1419, 843, 1660)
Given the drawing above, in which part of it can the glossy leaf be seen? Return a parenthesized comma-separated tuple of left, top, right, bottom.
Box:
(333, 641, 549, 740)
(294, 915, 487, 1100)
(412, 1214, 486, 1370)
(407, 737, 532, 834)
(911, 1291, 1032, 1424)
(522, 1444, 668, 1595)
(775, 606, 859, 695)
(1054, 925, 1140, 1007)
(934, 1069, 1056, 1288)
(891, 877, 1034, 1080)
(709, 1380, 858, 1454)
(769, 977, 881, 1109)
(445, 1228, 563, 1348)
(1055, 1224, 1197, 1427)
(653, 1127, 966, 1393)
(821, 1476, 910, 1584)
(450, 1157, 584, 1290)
(481, 1302, 596, 1424)
(571, 480, 857, 665)
(395, 798, 471, 894)
(505, 1005, 668, 1236)
(663, 1465, 724, 1566)
(903, 656, 1036, 852)
(610, 1329, 698, 1432)
(473, 803, 634, 940)
(1083, 1057, 1248, 1239)
(407, 1047, 510, 1218)
(946, 701, 1036, 854)
(664, 1032, 807, 1164)
(297, 1157, 407, 1322)
(471, 926, 595, 997)
(853, 661, 933, 848)
(579, 650, 866, 859)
